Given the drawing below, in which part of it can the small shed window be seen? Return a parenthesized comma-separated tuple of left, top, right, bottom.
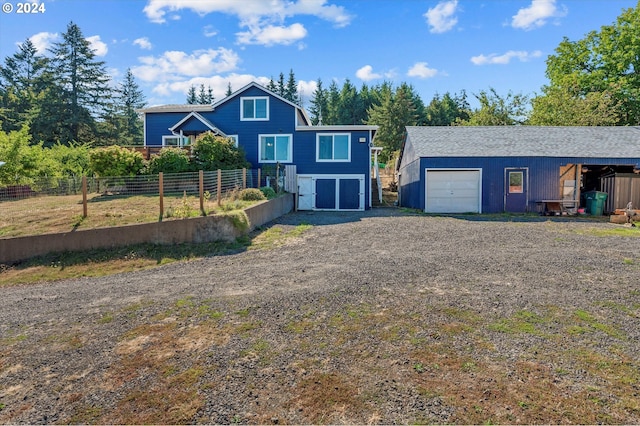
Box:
(509, 171, 524, 193)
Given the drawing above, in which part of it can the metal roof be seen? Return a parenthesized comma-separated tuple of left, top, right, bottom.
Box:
(405, 126, 640, 158)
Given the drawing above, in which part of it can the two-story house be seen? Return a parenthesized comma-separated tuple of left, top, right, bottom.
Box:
(140, 82, 379, 211)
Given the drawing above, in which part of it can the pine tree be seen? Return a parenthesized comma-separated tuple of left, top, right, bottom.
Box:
(325, 80, 341, 125)
(284, 69, 298, 104)
(46, 21, 112, 144)
(197, 84, 213, 104)
(277, 73, 286, 97)
(186, 85, 197, 104)
(117, 68, 146, 145)
(267, 78, 277, 93)
(225, 82, 233, 97)
(309, 78, 327, 125)
(0, 39, 48, 133)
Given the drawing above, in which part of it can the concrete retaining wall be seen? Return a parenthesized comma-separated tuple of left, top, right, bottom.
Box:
(0, 193, 293, 264)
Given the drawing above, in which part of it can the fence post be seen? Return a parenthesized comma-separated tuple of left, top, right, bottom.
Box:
(242, 168, 247, 189)
(82, 176, 88, 218)
(199, 170, 205, 215)
(276, 165, 280, 193)
(257, 168, 261, 189)
(159, 172, 164, 220)
(217, 169, 222, 206)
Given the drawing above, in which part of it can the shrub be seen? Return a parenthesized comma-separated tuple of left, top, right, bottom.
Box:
(239, 188, 266, 201)
(147, 148, 192, 174)
(260, 186, 277, 199)
(89, 145, 144, 177)
(191, 132, 250, 171)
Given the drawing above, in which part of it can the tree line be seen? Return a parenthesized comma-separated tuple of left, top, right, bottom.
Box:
(1, 3, 638, 163)
(0, 22, 146, 147)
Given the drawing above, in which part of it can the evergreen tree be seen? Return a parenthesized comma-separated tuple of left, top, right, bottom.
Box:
(186, 85, 197, 104)
(325, 80, 341, 125)
(45, 21, 112, 144)
(225, 82, 233, 97)
(197, 84, 214, 104)
(337, 79, 359, 124)
(309, 78, 327, 125)
(277, 72, 286, 97)
(117, 68, 146, 145)
(284, 69, 298, 104)
(266, 78, 277, 94)
(0, 39, 48, 133)
(366, 82, 419, 162)
(424, 91, 470, 125)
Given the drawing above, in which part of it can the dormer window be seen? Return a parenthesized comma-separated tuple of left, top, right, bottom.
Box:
(241, 96, 269, 121)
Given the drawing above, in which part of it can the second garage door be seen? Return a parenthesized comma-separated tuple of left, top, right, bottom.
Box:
(425, 169, 482, 213)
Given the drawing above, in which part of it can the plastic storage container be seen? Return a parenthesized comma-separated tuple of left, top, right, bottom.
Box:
(584, 191, 608, 215)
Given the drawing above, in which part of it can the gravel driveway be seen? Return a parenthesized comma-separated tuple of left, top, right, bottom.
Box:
(1, 208, 639, 424)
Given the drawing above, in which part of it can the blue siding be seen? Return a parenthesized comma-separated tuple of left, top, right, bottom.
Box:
(144, 84, 374, 210)
(400, 155, 640, 213)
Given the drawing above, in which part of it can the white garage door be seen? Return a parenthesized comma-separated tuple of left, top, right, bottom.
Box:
(425, 169, 481, 213)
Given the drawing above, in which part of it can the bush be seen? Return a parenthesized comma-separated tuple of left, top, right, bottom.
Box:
(147, 148, 192, 174)
(191, 132, 250, 171)
(259, 186, 277, 199)
(239, 188, 266, 201)
(89, 145, 144, 177)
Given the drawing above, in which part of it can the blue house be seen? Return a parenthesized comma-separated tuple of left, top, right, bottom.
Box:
(140, 82, 379, 211)
(398, 126, 640, 214)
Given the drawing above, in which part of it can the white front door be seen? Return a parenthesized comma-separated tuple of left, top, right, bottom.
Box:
(297, 176, 314, 210)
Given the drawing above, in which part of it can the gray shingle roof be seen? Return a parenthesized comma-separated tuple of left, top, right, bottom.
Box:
(406, 126, 640, 158)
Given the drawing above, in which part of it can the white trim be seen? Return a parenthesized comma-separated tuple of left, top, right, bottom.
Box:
(168, 111, 223, 135)
(162, 134, 190, 147)
(316, 133, 351, 162)
(297, 174, 365, 211)
(258, 134, 293, 163)
(241, 96, 269, 121)
(424, 168, 483, 214)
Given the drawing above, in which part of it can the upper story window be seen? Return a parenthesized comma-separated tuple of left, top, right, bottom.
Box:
(317, 133, 350, 162)
(241, 96, 269, 121)
(259, 134, 292, 163)
(163, 135, 191, 147)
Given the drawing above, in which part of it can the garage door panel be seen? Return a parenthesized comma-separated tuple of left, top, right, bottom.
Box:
(426, 170, 481, 213)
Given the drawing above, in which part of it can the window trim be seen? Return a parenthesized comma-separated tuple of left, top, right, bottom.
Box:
(258, 134, 293, 163)
(316, 133, 351, 162)
(241, 96, 269, 121)
(162, 135, 190, 147)
(227, 135, 239, 148)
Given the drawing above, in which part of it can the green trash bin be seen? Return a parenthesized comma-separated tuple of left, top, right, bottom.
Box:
(584, 191, 608, 215)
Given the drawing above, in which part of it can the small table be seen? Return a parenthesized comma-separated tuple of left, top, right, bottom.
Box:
(537, 200, 580, 216)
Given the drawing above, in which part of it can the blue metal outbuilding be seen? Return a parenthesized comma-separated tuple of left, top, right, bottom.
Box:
(398, 126, 640, 214)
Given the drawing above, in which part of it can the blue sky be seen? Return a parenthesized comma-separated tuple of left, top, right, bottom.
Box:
(0, 0, 636, 109)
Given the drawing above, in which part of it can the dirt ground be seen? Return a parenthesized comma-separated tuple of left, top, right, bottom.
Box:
(1, 208, 640, 424)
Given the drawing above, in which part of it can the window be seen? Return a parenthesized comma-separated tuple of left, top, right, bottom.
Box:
(509, 171, 524, 193)
(227, 135, 239, 147)
(317, 134, 350, 162)
(241, 97, 268, 120)
(162, 135, 190, 147)
(259, 134, 292, 163)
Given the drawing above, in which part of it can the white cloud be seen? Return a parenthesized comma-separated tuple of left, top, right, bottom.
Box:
(425, 0, 459, 34)
(236, 23, 308, 46)
(132, 48, 241, 82)
(203, 25, 218, 37)
(356, 65, 382, 81)
(28, 32, 58, 53)
(143, 0, 352, 46)
(133, 37, 153, 50)
(470, 50, 542, 65)
(86, 35, 108, 56)
(511, 0, 567, 30)
(407, 62, 438, 78)
(149, 73, 271, 100)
